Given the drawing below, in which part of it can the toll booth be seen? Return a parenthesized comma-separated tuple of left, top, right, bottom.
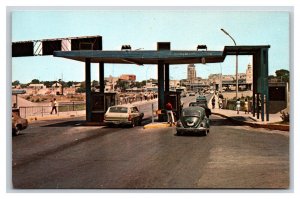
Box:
(164, 91, 182, 121)
(90, 92, 117, 123)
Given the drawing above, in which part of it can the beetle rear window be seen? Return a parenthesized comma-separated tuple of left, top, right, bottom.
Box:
(182, 109, 201, 116)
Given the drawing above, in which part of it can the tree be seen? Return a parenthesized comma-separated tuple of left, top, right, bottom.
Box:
(12, 80, 20, 86)
(42, 81, 53, 88)
(115, 80, 129, 91)
(275, 69, 289, 82)
(66, 81, 74, 87)
(31, 79, 40, 84)
(92, 80, 99, 87)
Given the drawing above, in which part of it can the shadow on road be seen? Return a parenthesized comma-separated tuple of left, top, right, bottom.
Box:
(209, 118, 241, 127)
(41, 120, 86, 127)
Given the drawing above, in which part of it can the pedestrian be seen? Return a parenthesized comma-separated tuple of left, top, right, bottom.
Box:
(212, 97, 215, 109)
(166, 102, 175, 126)
(236, 98, 241, 114)
(219, 98, 223, 109)
(244, 98, 249, 114)
(50, 98, 57, 114)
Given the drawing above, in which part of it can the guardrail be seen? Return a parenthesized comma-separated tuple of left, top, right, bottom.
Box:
(19, 102, 86, 118)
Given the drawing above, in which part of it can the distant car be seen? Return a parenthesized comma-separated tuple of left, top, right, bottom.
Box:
(196, 95, 207, 102)
(12, 109, 28, 136)
(176, 107, 210, 136)
(104, 105, 144, 127)
(188, 92, 196, 96)
(188, 102, 211, 118)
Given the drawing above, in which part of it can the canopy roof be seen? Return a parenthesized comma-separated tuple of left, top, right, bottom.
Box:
(53, 50, 225, 65)
(53, 45, 270, 65)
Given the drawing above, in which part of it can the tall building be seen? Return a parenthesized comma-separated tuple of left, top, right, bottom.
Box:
(119, 74, 136, 81)
(187, 64, 196, 83)
(246, 63, 253, 84)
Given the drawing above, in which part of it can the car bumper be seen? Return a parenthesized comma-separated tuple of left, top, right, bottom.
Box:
(176, 126, 209, 133)
(103, 120, 132, 126)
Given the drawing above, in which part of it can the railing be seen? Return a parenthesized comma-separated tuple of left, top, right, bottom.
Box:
(19, 102, 86, 118)
(18, 94, 158, 118)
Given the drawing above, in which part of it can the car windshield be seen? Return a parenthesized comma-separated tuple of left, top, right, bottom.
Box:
(109, 107, 128, 113)
(182, 109, 201, 117)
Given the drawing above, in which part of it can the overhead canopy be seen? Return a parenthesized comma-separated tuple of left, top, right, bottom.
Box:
(53, 50, 225, 65)
(223, 45, 270, 56)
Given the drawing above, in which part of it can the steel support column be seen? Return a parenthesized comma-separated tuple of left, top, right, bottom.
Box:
(158, 61, 165, 121)
(85, 58, 92, 122)
(99, 62, 105, 93)
(165, 64, 170, 93)
(252, 51, 259, 118)
(260, 48, 269, 121)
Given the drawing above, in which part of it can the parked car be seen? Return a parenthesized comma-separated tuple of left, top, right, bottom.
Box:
(104, 105, 144, 127)
(188, 102, 211, 118)
(12, 109, 28, 136)
(176, 107, 210, 136)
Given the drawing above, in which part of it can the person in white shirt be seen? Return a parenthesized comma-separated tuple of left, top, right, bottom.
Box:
(50, 98, 58, 114)
(236, 98, 241, 114)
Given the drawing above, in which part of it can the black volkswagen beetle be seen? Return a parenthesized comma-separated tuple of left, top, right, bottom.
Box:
(176, 106, 210, 136)
(189, 101, 211, 118)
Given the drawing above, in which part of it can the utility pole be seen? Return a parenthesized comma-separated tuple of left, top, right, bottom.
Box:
(221, 28, 238, 99)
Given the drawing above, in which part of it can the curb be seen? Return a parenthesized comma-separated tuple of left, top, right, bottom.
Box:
(143, 122, 175, 129)
(27, 114, 85, 123)
(212, 112, 289, 131)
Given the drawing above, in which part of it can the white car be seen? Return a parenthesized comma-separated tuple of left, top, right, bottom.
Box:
(104, 105, 144, 127)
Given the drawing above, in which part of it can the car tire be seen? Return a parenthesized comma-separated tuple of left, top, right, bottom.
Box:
(13, 125, 22, 136)
(203, 130, 208, 136)
(176, 131, 181, 136)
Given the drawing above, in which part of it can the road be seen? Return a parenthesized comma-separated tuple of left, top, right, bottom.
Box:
(11, 98, 289, 189)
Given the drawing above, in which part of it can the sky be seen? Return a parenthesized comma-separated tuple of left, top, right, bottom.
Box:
(11, 8, 290, 83)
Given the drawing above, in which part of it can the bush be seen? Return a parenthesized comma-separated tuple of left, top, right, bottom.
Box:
(280, 111, 289, 122)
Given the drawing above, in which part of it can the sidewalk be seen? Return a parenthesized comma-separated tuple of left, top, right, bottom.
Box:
(211, 108, 289, 131)
(144, 94, 289, 131)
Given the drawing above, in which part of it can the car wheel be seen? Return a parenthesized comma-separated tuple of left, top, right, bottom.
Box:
(176, 131, 181, 136)
(13, 125, 22, 136)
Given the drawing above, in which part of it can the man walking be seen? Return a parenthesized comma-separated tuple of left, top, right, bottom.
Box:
(50, 98, 58, 114)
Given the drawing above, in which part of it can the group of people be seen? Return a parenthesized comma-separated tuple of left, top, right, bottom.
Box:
(211, 96, 250, 114)
(211, 97, 223, 109)
(236, 98, 250, 114)
(118, 92, 157, 105)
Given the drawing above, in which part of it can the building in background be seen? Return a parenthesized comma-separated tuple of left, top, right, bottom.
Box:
(187, 64, 196, 83)
(119, 74, 136, 81)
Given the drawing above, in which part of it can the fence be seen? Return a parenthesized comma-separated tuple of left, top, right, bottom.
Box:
(19, 102, 86, 118)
